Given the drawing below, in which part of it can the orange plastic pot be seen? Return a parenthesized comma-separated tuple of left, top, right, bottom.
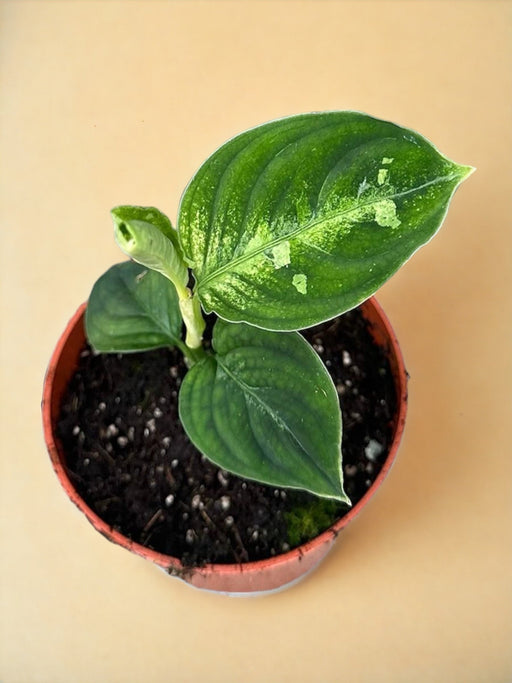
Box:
(42, 297, 407, 595)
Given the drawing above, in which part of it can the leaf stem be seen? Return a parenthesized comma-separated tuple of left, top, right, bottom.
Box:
(178, 290, 206, 352)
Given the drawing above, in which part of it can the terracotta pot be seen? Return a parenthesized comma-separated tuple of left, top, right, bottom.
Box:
(42, 297, 407, 595)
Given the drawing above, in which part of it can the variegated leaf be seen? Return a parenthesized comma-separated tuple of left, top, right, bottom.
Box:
(178, 111, 473, 330)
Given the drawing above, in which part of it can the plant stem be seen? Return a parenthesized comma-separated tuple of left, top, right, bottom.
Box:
(178, 290, 206, 353)
(182, 343, 207, 366)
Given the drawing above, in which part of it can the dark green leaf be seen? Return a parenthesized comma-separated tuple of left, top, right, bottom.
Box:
(178, 111, 473, 330)
(179, 320, 349, 501)
(85, 261, 183, 352)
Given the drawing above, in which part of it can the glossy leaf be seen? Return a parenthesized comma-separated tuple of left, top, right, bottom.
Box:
(179, 319, 349, 501)
(178, 111, 473, 330)
(85, 261, 183, 352)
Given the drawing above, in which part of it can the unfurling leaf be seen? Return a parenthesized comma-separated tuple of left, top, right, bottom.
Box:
(112, 205, 189, 297)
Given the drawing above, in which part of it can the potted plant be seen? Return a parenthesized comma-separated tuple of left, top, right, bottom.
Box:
(42, 111, 472, 594)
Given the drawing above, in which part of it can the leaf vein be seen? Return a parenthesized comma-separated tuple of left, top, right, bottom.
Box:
(215, 355, 337, 487)
(119, 275, 178, 343)
(197, 174, 456, 291)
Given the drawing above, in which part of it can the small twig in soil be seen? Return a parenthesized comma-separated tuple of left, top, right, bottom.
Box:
(142, 508, 164, 541)
(95, 445, 116, 467)
(199, 508, 243, 562)
(95, 496, 121, 512)
(199, 507, 217, 531)
(230, 522, 250, 563)
(164, 465, 175, 487)
(199, 508, 232, 544)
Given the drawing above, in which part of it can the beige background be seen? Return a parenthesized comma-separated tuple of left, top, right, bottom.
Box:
(1, 1, 511, 681)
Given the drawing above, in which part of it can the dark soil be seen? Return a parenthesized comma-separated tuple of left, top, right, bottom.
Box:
(57, 307, 397, 566)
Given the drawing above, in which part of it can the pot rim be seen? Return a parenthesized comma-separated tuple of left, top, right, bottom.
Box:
(42, 296, 407, 578)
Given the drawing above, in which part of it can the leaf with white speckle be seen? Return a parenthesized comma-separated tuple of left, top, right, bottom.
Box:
(178, 112, 473, 330)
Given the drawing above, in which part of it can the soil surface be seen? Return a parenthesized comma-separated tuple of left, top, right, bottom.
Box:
(58, 307, 397, 566)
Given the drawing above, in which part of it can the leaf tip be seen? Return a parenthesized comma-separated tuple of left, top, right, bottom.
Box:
(332, 488, 352, 507)
(320, 477, 351, 505)
(455, 163, 476, 183)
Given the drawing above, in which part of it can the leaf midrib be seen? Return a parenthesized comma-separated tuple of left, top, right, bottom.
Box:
(214, 353, 340, 491)
(121, 276, 180, 344)
(200, 117, 343, 271)
(196, 174, 458, 292)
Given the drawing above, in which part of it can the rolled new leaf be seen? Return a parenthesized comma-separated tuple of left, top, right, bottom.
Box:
(179, 319, 349, 501)
(112, 205, 183, 254)
(112, 205, 189, 298)
(178, 111, 473, 330)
